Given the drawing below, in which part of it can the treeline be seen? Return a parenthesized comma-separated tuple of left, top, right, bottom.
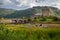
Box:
(27, 16, 60, 23)
(0, 16, 60, 23)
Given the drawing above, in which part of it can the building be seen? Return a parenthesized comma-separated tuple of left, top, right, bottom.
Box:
(42, 7, 50, 17)
(34, 13, 42, 18)
(33, 7, 50, 17)
(12, 19, 29, 24)
(0, 18, 29, 24)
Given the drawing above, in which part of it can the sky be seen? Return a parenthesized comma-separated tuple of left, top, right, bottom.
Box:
(0, 0, 60, 10)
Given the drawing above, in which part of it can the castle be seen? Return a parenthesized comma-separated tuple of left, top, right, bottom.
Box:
(42, 7, 50, 17)
(34, 7, 50, 17)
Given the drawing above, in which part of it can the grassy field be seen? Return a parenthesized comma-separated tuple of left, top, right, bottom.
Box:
(0, 24, 60, 40)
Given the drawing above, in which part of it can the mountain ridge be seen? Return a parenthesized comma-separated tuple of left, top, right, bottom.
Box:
(0, 6, 60, 18)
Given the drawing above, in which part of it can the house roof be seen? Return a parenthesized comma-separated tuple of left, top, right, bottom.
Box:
(34, 13, 41, 15)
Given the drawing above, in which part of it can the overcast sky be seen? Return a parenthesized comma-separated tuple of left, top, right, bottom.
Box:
(0, 0, 60, 10)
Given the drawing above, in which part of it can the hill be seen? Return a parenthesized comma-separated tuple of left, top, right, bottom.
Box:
(0, 6, 60, 18)
(0, 8, 15, 18)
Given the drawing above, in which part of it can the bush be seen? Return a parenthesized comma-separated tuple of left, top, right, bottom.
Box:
(39, 17, 47, 21)
(53, 17, 60, 21)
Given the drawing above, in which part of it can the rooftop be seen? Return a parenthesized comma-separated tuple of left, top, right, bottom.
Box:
(34, 13, 41, 15)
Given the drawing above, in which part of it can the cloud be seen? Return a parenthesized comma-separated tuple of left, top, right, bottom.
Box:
(0, 0, 60, 10)
(51, 2, 60, 9)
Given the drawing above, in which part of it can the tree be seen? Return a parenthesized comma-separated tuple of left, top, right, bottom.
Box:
(39, 17, 47, 21)
(27, 18, 32, 22)
(53, 17, 60, 21)
(1, 17, 4, 20)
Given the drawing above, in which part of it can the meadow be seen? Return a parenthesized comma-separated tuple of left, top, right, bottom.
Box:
(0, 24, 60, 40)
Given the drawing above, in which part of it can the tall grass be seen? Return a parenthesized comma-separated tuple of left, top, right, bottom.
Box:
(0, 24, 60, 40)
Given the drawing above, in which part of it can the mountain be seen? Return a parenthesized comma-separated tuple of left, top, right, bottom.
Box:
(0, 8, 15, 18)
(0, 6, 60, 18)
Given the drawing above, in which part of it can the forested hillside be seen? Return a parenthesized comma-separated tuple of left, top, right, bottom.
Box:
(0, 6, 60, 18)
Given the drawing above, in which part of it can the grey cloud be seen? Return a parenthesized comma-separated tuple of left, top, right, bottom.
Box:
(0, 0, 60, 10)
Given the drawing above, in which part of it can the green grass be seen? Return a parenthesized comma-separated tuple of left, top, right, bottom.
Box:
(0, 24, 60, 40)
